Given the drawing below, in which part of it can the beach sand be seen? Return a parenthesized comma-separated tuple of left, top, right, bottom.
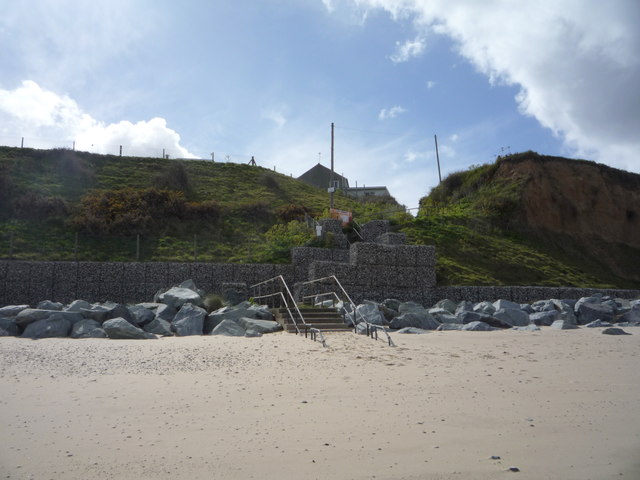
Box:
(1, 328, 639, 480)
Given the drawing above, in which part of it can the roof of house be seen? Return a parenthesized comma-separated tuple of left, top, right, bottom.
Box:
(297, 163, 350, 189)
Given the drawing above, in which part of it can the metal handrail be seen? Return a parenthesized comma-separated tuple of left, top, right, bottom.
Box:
(301, 291, 342, 308)
(250, 275, 328, 347)
(251, 290, 301, 335)
(300, 275, 395, 347)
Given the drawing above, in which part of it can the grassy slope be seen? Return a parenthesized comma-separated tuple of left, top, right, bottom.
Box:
(401, 153, 640, 289)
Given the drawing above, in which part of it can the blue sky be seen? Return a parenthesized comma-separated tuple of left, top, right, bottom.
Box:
(1, 0, 638, 209)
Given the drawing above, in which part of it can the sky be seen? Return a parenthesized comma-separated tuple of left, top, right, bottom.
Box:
(1, 0, 638, 209)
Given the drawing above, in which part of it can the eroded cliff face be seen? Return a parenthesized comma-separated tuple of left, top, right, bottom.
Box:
(497, 158, 640, 248)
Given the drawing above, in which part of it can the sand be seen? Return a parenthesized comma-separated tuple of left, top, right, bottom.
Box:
(1, 328, 639, 480)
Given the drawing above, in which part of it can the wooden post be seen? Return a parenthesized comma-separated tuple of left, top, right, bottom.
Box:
(434, 134, 442, 183)
(330, 122, 335, 209)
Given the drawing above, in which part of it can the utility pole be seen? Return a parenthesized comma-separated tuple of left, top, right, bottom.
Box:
(330, 122, 335, 210)
(434, 134, 442, 183)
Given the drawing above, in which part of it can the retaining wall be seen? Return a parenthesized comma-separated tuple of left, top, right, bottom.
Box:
(1, 242, 638, 306)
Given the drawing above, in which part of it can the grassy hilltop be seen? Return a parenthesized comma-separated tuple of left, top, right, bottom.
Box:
(1, 147, 638, 289)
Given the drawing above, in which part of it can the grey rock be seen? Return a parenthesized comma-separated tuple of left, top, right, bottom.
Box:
(355, 303, 386, 326)
(128, 305, 155, 326)
(0, 304, 30, 317)
(462, 321, 497, 331)
(158, 286, 203, 310)
(473, 301, 496, 315)
(396, 327, 429, 334)
(617, 305, 640, 324)
(244, 329, 263, 338)
(520, 304, 535, 314)
(102, 302, 137, 325)
(178, 279, 205, 297)
(103, 317, 157, 340)
(171, 304, 206, 336)
(434, 299, 457, 314)
(210, 319, 246, 336)
(0, 318, 19, 336)
(574, 295, 602, 313)
(493, 299, 521, 311)
(22, 315, 71, 339)
(551, 319, 579, 330)
(576, 302, 614, 325)
(66, 299, 92, 312)
(531, 300, 556, 312)
(437, 323, 463, 331)
(429, 308, 461, 324)
(455, 301, 475, 315)
(246, 304, 274, 320)
(36, 300, 63, 311)
(70, 319, 107, 339)
(530, 310, 560, 326)
(237, 317, 282, 334)
(79, 305, 110, 323)
(602, 327, 631, 335)
(382, 298, 401, 312)
(457, 311, 483, 324)
(355, 322, 368, 335)
(143, 318, 173, 336)
(204, 304, 268, 334)
(585, 319, 613, 328)
(493, 308, 530, 327)
(398, 301, 427, 314)
(379, 304, 400, 321)
(390, 311, 440, 330)
(16, 309, 83, 328)
(155, 304, 177, 323)
(513, 324, 541, 332)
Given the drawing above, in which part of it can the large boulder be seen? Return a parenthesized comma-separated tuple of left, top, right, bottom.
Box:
(429, 308, 460, 324)
(531, 300, 556, 312)
(0, 318, 19, 336)
(16, 309, 83, 329)
(102, 302, 138, 326)
(434, 299, 457, 314)
(551, 319, 579, 330)
(103, 317, 156, 340)
(398, 301, 426, 314)
(0, 304, 30, 317)
(602, 327, 631, 335)
(171, 304, 206, 336)
(382, 298, 402, 312)
(462, 321, 497, 331)
(155, 304, 177, 323)
(66, 299, 92, 312)
(616, 304, 640, 324)
(79, 305, 111, 323)
(390, 311, 440, 330)
(21, 315, 72, 339)
(396, 327, 429, 334)
(70, 319, 107, 339)
(473, 301, 496, 315)
(455, 301, 475, 315)
(576, 302, 615, 325)
(493, 308, 530, 327)
(354, 303, 386, 326)
(204, 303, 272, 334)
(128, 305, 156, 326)
(143, 317, 173, 336)
(158, 286, 203, 310)
(530, 310, 560, 326)
(236, 317, 282, 334)
(585, 319, 613, 328)
(493, 299, 521, 311)
(210, 319, 246, 336)
(37, 300, 63, 311)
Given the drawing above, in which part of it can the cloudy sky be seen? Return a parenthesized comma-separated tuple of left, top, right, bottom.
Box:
(1, 0, 638, 208)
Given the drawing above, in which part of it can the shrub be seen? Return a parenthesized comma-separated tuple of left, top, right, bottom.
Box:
(204, 294, 225, 313)
(154, 162, 191, 193)
(12, 192, 69, 219)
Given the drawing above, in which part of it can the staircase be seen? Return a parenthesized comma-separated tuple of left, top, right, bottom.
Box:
(273, 307, 352, 333)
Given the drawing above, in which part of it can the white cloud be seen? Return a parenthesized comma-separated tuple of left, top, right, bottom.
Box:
(378, 105, 407, 120)
(321, 0, 335, 13)
(390, 36, 426, 63)
(352, 0, 640, 172)
(426, 80, 436, 89)
(0, 80, 196, 158)
(261, 107, 288, 129)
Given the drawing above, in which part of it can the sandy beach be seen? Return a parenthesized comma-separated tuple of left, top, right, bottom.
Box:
(1, 328, 639, 480)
